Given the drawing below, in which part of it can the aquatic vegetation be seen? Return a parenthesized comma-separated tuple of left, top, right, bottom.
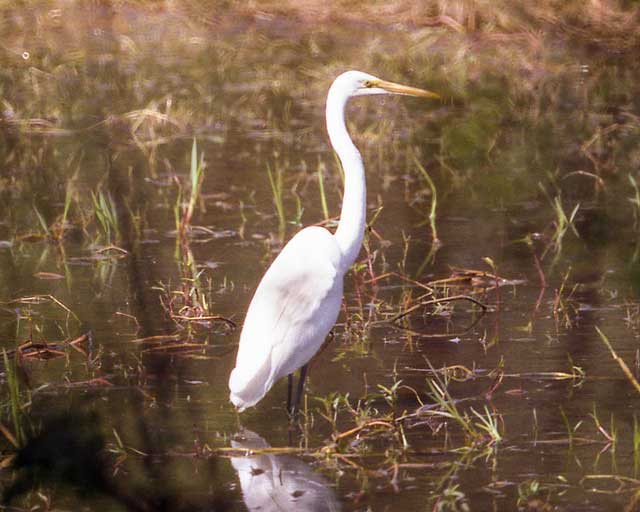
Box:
(156, 141, 237, 339)
(266, 161, 287, 240)
(2, 350, 27, 449)
(412, 150, 440, 249)
(1, 0, 640, 510)
(175, 138, 205, 238)
(91, 191, 120, 246)
(596, 326, 640, 395)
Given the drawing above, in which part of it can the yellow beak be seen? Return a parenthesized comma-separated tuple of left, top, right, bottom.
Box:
(374, 79, 440, 99)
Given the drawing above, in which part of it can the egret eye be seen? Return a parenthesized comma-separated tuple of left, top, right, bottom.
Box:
(362, 80, 374, 88)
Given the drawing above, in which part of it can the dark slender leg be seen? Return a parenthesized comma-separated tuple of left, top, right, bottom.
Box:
(287, 373, 294, 414)
(292, 364, 308, 416)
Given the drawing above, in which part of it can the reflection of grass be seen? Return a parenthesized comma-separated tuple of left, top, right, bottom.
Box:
(590, 403, 617, 446)
(2, 351, 26, 448)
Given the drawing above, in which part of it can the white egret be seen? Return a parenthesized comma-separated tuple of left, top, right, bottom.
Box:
(229, 70, 438, 414)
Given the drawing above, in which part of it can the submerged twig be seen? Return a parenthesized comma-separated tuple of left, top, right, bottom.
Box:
(333, 420, 395, 442)
(170, 315, 236, 328)
(387, 294, 488, 323)
(3, 295, 80, 323)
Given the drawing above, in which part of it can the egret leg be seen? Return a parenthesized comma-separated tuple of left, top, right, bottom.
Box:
(287, 373, 294, 414)
(292, 364, 308, 417)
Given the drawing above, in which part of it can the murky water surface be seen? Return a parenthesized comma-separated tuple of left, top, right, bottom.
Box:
(1, 3, 640, 511)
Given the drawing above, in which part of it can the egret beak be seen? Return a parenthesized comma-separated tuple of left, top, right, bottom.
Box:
(371, 79, 440, 99)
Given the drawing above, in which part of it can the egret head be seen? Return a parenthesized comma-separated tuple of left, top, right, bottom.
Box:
(332, 70, 440, 100)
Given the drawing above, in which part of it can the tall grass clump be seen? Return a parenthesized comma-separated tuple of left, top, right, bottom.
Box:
(91, 190, 119, 245)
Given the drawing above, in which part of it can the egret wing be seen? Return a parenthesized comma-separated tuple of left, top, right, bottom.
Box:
(229, 227, 343, 409)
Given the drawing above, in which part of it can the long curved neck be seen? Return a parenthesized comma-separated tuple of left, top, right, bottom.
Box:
(326, 85, 366, 274)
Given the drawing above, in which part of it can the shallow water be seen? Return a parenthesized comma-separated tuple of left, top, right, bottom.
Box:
(1, 2, 640, 511)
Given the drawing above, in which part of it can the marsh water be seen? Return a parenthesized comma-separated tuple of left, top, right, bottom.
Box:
(1, 3, 640, 511)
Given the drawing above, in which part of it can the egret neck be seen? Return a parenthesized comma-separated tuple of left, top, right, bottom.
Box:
(326, 80, 366, 274)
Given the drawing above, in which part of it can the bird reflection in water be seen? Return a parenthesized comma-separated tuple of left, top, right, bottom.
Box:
(230, 429, 341, 511)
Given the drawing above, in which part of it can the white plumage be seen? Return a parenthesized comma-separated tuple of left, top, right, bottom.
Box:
(229, 70, 438, 412)
(229, 227, 342, 410)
